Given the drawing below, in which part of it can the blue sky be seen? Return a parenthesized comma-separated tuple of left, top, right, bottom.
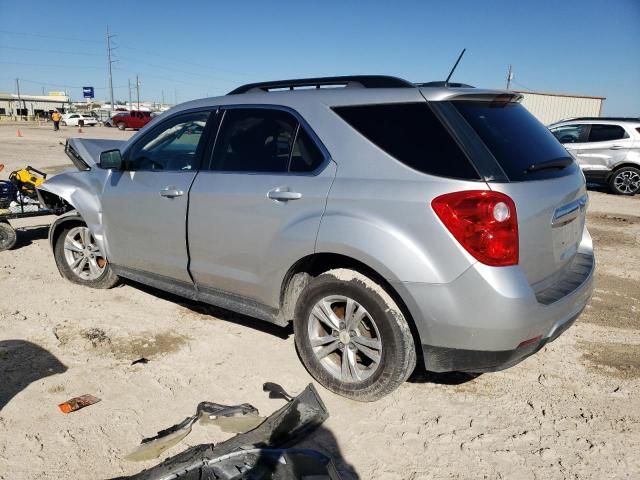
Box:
(1, 0, 638, 115)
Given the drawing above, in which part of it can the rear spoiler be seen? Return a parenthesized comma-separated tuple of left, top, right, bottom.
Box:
(447, 92, 524, 103)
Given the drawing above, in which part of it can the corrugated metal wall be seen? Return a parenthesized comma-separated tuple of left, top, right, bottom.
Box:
(516, 91, 604, 125)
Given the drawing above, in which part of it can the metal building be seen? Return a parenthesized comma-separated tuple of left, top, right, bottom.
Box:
(0, 92, 71, 119)
(514, 90, 605, 126)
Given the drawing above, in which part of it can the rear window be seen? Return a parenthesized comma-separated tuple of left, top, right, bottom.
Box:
(452, 101, 578, 181)
(332, 103, 480, 180)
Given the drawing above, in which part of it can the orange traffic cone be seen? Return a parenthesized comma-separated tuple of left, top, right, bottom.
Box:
(16, 129, 23, 137)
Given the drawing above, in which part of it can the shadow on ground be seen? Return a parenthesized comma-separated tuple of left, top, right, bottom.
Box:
(10, 224, 49, 250)
(408, 365, 481, 385)
(0, 339, 67, 411)
(126, 280, 294, 340)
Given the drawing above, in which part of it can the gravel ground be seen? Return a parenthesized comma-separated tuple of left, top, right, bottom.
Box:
(0, 125, 639, 479)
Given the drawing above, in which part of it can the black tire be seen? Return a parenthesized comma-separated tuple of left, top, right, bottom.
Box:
(61, 121, 67, 126)
(0, 222, 17, 251)
(609, 167, 640, 196)
(53, 223, 119, 289)
(117, 122, 126, 131)
(294, 269, 416, 401)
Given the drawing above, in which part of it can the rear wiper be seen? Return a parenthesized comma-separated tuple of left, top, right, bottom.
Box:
(524, 157, 573, 174)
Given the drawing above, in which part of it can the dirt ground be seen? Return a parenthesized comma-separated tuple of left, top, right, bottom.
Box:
(0, 124, 639, 479)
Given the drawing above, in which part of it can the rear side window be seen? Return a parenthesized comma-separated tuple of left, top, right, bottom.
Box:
(211, 108, 325, 173)
(332, 103, 480, 180)
(587, 124, 628, 142)
(452, 101, 578, 181)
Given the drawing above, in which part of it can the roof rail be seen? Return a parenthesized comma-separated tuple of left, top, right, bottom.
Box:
(567, 116, 640, 122)
(417, 81, 475, 88)
(227, 75, 415, 95)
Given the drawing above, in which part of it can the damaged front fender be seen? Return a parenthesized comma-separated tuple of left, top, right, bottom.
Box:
(39, 172, 109, 255)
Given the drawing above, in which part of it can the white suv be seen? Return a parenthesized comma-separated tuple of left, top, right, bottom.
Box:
(549, 117, 640, 195)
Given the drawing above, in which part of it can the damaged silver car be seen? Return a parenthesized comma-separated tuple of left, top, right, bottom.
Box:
(39, 76, 594, 401)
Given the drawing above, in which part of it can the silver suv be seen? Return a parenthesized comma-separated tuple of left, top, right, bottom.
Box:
(39, 76, 595, 401)
(549, 117, 640, 195)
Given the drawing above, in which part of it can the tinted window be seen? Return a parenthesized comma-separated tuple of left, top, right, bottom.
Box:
(212, 108, 297, 172)
(290, 127, 325, 172)
(550, 124, 587, 144)
(126, 111, 210, 171)
(587, 124, 628, 142)
(332, 103, 479, 179)
(452, 100, 578, 181)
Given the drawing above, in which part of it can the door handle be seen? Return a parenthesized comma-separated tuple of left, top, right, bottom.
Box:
(160, 187, 184, 198)
(267, 187, 302, 201)
(609, 145, 624, 150)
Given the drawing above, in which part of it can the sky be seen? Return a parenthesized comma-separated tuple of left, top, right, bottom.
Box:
(0, 0, 638, 115)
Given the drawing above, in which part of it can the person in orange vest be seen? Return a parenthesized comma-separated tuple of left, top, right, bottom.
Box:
(51, 111, 61, 131)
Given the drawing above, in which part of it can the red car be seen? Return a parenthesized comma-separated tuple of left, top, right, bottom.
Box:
(108, 110, 152, 130)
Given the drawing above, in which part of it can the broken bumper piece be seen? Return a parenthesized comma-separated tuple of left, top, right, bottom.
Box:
(113, 383, 339, 479)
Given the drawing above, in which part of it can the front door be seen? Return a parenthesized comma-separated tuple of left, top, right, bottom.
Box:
(101, 109, 213, 282)
(188, 107, 335, 307)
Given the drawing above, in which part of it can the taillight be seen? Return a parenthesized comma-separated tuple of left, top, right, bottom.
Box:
(431, 190, 519, 267)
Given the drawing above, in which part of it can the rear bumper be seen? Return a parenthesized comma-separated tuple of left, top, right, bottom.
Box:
(393, 235, 595, 373)
(421, 307, 581, 372)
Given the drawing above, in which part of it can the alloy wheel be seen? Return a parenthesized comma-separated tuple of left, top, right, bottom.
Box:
(614, 170, 640, 194)
(307, 295, 383, 383)
(63, 226, 106, 280)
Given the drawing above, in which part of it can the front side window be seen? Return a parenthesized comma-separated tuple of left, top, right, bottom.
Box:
(211, 108, 324, 173)
(587, 124, 628, 142)
(550, 124, 587, 144)
(125, 111, 210, 171)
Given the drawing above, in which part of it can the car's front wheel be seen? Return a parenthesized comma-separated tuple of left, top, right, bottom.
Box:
(53, 223, 119, 289)
(609, 166, 640, 195)
(61, 121, 67, 126)
(294, 269, 416, 401)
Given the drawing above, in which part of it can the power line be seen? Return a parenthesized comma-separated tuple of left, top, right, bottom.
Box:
(0, 45, 100, 56)
(0, 61, 103, 70)
(0, 30, 102, 44)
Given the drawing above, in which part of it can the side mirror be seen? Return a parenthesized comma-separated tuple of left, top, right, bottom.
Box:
(100, 149, 123, 170)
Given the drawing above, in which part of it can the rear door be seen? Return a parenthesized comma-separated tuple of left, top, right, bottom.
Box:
(576, 123, 633, 171)
(450, 99, 587, 289)
(101, 109, 214, 282)
(188, 106, 335, 308)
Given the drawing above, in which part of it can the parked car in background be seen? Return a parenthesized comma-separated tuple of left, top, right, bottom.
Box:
(39, 75, 595, 401)
(61, 113, 98, 127)
(104, 110, 153, 130)
(549, 117, 640, 195)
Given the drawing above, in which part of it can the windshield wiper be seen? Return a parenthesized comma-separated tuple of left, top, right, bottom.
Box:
(524, 157, 573, 174)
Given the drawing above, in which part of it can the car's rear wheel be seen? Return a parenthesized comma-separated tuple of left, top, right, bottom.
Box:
(609, 167, 640, 195)
(53, 224, 119, 288)
(0, 222, 17, 251)
(294, 269, 416, 401)
(117, 122, 126, 131)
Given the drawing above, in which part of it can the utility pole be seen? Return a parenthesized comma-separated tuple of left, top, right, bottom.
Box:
(15, 78, 23, 119)
(161, 89, 165, 107)
(106, 26, 116, 112)
(136, 75, 140, 110)
(174, 88, 177, 106)
(506, 64, 513, 90)
(128, 78, 132, 110)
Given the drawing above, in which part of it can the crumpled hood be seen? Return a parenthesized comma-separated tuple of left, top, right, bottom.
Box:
(66, 138, 128, 169)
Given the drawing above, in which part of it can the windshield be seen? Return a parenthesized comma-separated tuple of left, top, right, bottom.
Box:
(452, 100, 579, 181)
